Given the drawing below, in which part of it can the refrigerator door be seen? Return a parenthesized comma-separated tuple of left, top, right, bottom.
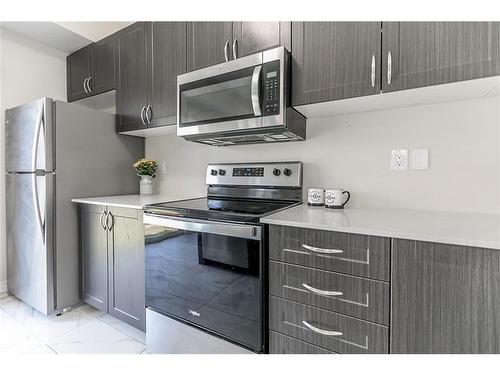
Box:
(6, 172, 55, 315)
(5, 97, 54, 172)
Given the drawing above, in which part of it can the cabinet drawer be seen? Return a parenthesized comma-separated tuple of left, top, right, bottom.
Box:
(269, 296, 389, 354)
(269, 225, 390, 281)
(269, 261, 389, 325)
(270, 331, 336, 354)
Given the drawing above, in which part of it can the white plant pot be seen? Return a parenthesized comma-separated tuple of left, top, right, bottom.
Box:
(139, 175, 154, 195)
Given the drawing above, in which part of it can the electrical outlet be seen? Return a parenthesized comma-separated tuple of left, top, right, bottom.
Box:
(391, 149, 408, 171)
(158, 160, 166, 175)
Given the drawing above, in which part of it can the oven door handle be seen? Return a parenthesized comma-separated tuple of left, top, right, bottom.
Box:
(143, 213, 262, 240)
(251, 65, 262, 117)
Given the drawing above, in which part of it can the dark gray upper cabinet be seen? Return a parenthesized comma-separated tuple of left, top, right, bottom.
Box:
(80, 204, 108, 311)
(116, 22, 150, 132)
(382, 22, 500, 92)
(391, 239, 500, 353)
(187, 22, 233, 71)
(107, 207, 145, 331)
(291, 22, 382, 106)
(90, 35, 117, 96)
(232, 22, 291, 58)
(66, 44, 92, 102)
(148, 22, 187, 127)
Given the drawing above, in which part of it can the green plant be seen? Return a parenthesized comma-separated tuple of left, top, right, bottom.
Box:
(133, 159, 158, 178)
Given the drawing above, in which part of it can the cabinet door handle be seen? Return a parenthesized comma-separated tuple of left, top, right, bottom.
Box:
(302, 283, 343, 297)
(100, 210, 107, 230)
(224, 41, 230, 62)
(302, 244, 344, 254)
(232, 38, 238, 60)
(87, 76, 92, 93)
(146, 105, 152, 124)
(371, 54, 376, 88)
(140, 106, 146, 125)
(106, 211, 113, 231)
(387, 51, 392, 85)
(83, 77, 89, 94)
(302, 321, 343, 336)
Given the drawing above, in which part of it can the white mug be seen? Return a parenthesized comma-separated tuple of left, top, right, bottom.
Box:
(307, 188, 325, 206)
(325, 189, 350, 209)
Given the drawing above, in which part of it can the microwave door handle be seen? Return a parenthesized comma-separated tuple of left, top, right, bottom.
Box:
(251, 65, 262, 117)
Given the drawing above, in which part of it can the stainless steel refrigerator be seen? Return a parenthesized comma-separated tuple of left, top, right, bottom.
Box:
(5, 98, 144, 315)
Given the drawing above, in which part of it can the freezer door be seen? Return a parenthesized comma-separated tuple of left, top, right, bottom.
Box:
(5, 98, 54, 172)
(6, 172, 55, 315)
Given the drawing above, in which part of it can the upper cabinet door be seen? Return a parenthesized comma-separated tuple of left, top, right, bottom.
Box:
(291, 22, 381, 106)
(232, 22, 291, 58)
(116, 22, 150, 132)
(382, 22, 500, 92)
(149, 22, 187, 127)
(186, 22, 233, 71)
(67, 44, 92, 102)
(91, 35, 117, 96)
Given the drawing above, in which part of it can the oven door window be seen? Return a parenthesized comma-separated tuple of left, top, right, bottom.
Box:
(179, 66, 260, 127)
(145, 224, 262, 351)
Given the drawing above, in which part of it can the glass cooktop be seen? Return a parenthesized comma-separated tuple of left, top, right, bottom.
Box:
(145, 197, 298, 223)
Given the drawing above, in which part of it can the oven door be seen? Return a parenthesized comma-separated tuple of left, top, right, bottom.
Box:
(144, 214, 264, 352)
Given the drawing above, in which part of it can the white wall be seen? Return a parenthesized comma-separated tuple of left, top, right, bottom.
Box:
(0, 29, 67, 288)
(146, 96, 500, 215)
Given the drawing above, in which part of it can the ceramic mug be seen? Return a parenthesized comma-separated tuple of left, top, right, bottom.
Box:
(307, 188, 325, 206)
(325, 189, 350, 209)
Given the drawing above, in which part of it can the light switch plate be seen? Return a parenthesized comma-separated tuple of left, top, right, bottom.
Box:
(411, 149, 429, 170)
(158, 160, 166, 175)
(391, 149, 408, 171)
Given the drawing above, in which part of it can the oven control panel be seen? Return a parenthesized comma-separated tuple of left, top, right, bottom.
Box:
(262, 60, 281, 116)
(206, 162, 302, 188)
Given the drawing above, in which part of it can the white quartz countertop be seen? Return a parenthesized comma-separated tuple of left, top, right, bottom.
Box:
(71, 194, 176, 210)
(261, 204, 500, 250)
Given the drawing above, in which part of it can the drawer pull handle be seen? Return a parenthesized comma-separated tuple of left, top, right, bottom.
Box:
(302, 321, 343, 336)
(302, 283, 343, 297)
(302, 244, 343, 254)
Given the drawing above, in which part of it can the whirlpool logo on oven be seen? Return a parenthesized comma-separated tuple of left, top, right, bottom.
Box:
(188, 309, 201, 317)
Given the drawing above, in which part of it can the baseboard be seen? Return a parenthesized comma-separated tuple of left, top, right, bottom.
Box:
(0, 280, 7, 296)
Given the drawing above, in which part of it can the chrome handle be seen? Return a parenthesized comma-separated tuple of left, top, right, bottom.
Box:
(144, 214, 261, 240)
(224, 41, 230, 62)
(387, 51, 392, 85)
(87, 76, 92, 93)
(140, 106, 146, 125)
(371, 54, 376, 88)
(232, 38, 238, 60)
(251, 65, 262, 117)
(100, 210, 107, 230)
(106, 212, 113, 231)
(146, 105, 152, 124)
(32, 173, 45, 244)
(302, 244, 343, 254)
(83, 77, 89, 94)
(302, 283, 343, 297)
(302, 321, 343, 336)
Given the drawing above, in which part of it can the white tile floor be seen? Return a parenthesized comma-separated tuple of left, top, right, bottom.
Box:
(0, 294, 146, 354)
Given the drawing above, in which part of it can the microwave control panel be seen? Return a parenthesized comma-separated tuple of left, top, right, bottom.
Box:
(262, 60, 281, 116)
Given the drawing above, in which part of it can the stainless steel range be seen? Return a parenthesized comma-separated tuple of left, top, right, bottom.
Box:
(143, 161, 303, 353)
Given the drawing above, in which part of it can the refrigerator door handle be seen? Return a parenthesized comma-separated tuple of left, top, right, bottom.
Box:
(31, 102, 44, 172)
(31, 173, 45, 244)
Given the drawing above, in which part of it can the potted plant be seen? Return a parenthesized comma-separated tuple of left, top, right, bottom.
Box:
(133, 159, 158, 195)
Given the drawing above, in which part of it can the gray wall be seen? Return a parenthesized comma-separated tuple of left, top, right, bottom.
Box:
(146, 96, 500, 215)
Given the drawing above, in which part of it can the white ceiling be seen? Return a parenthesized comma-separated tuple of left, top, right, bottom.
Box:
(0, 21, 132, 54)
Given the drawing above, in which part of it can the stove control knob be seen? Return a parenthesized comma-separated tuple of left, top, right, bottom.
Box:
(210, 169, 218, 176)
(219, 169, 226, 176)
(283, 168, 292, 176)
(273, 168, 281, 176)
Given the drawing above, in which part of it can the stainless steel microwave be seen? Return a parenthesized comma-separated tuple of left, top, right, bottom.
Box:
(177, 47, 306, 146)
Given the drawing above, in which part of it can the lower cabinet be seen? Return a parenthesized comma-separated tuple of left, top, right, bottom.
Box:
(79, 204, 145, 331)
(391, 239, 500, 353)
